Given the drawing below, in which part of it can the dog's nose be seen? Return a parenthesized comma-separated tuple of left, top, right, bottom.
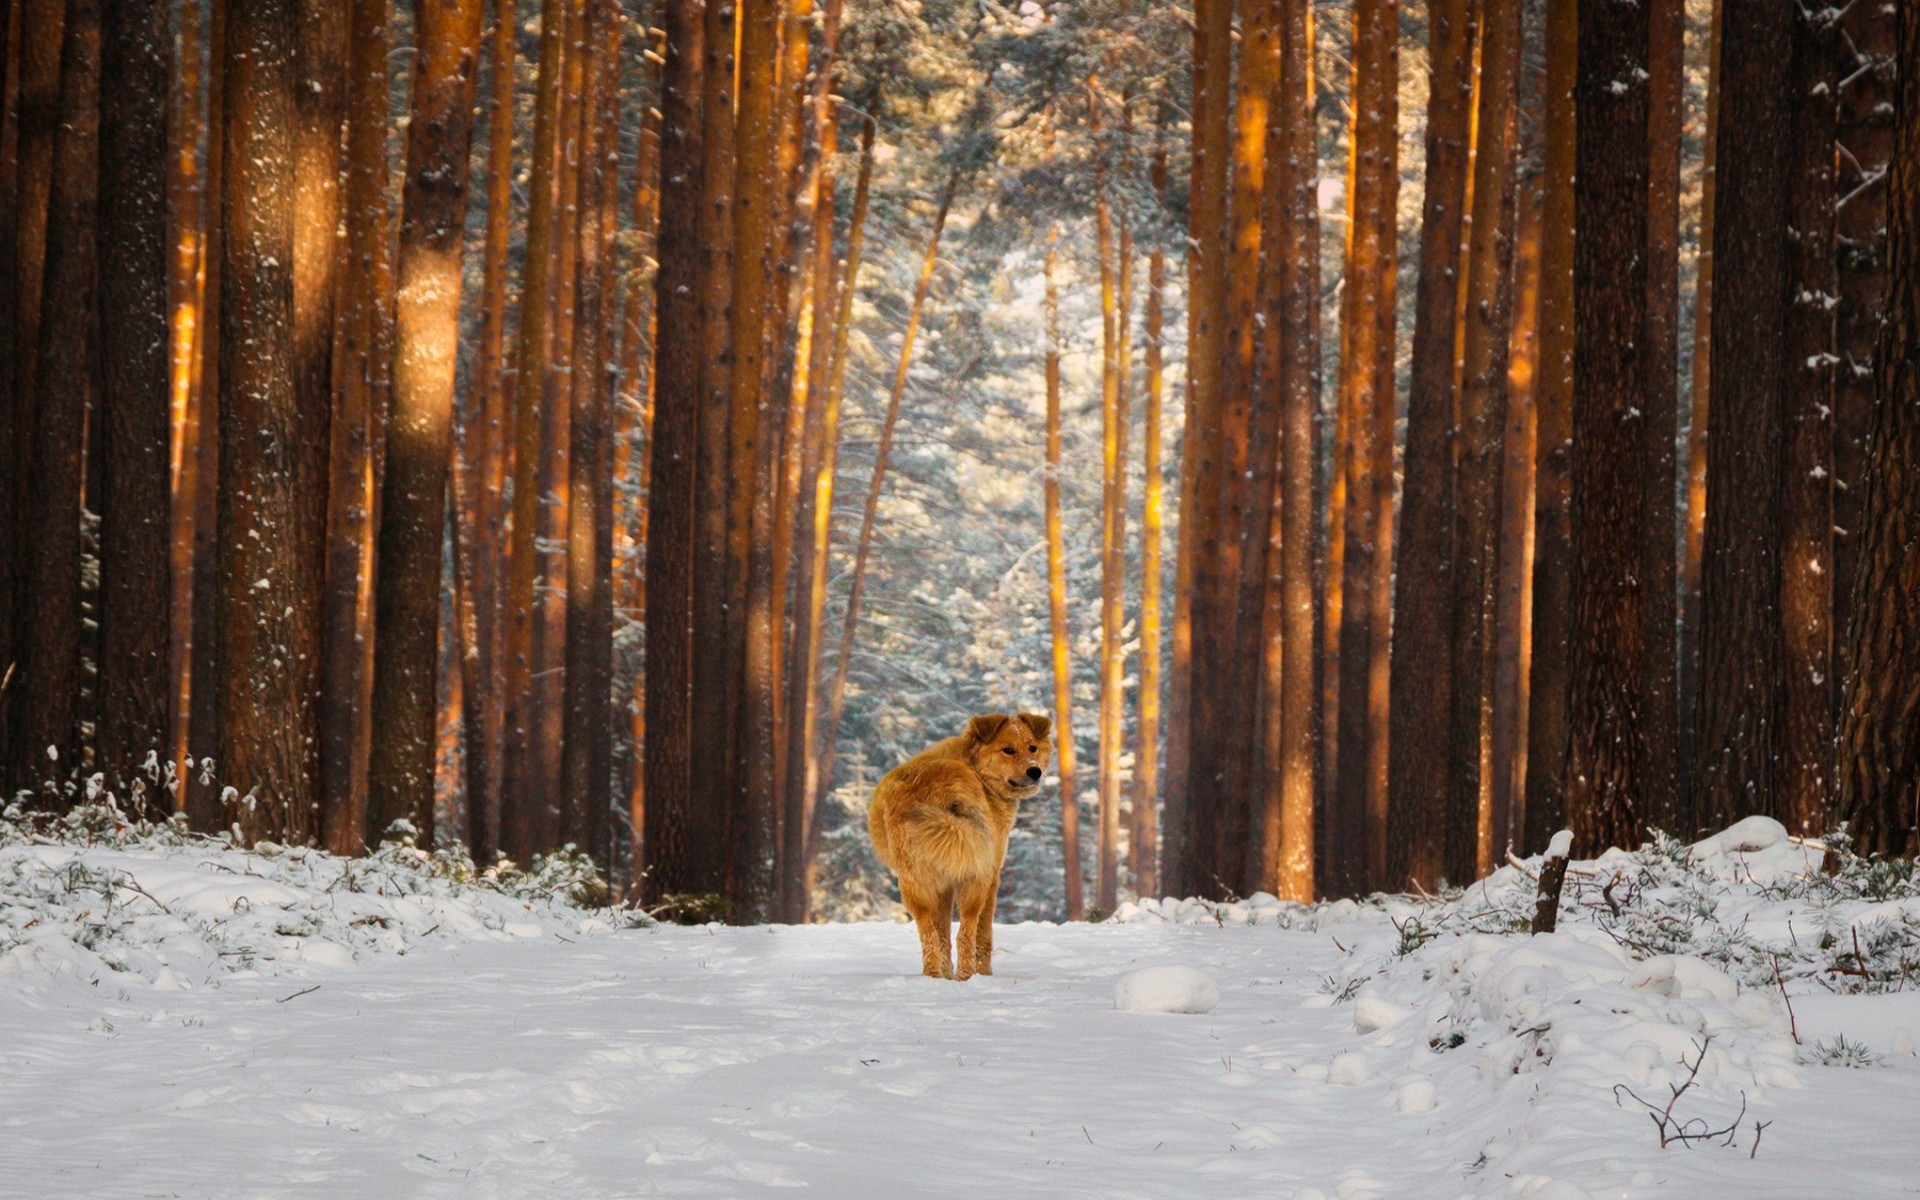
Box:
(1026, 766, 1042, 781)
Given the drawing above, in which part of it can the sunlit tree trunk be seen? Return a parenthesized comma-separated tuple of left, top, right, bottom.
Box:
(1777, 3, 1839, 835)
(1836, 0, 1919, 856)
(1042, 214, 1083, 918)
(13, 0, 98, 799)
(1387, 0, 1473, 891)
(165, 0, 211, 811)
(1692, 0, 1793, 833)
(642, 0, 704, 901)
(369, 0, 484, 847)
(1093, 80, 1129, 913)
(817, 170, 962, 902)
(1131, 118, 1168, 901)
(95, 0, 172, 809)
(1523, 0, 1575, 852)
(798, 116, 875, 897)
(216, 0, 326, 843)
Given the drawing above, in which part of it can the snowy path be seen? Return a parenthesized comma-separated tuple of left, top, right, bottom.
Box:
(5, 918, 1918, 1199)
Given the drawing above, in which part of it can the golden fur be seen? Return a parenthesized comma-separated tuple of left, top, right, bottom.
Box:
(868, 712, 1053, 978)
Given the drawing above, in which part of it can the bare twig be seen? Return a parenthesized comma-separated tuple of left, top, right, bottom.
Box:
(1750, 1120, 1770, 1159)
(1771, 954, 1800, 1044)
(276, 984, 321, 1003)
(1612, 1037, 1750, 1149)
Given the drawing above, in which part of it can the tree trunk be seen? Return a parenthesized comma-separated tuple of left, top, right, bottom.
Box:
(1131, 119, 1169, 901)
(217, 0, 326, 843)
(321, 0, 395, 852)
(1836, 0, 1920, 857)
(503, 0, 568, 862)
(12, 0, 98, 800)
(369, 0, 484, 846)
(687, 0, 738, 899)
(1566, 0, 1657, 856)
(95, 0, 172, 809)
(1330, 0, 1398, 895)
(1167, 0, 1231, 899)
(1447, 0, 1522, 883)
(1387, 0, 1474, 892)
(1043, 214, 1083, 918)
(798, 116, 875, 895)
(816, 171, 963, 904)
(1776, 3, 1840, 836)
(726, 0, 782, 923)
(1692, 0, 1794, 833)
(1678, 0, 1722, 792)
(562, 0, 618, 870)
(642, 0, 705, 901)
(1523, 0, 1575, 852)
(1831, 0, 1896, 748)
(463, 0, 517, 862)
(5, 0, 69, 790)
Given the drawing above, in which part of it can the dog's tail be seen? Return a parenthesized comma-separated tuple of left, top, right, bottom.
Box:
(894, 795, 995, 877)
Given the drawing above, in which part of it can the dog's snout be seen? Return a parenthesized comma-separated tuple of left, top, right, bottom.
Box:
(1025, 766, 1042, 781)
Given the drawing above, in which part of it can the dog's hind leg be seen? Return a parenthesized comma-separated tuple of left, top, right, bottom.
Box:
(968, 876, 1000, 976)
(953, 878, 994, 980)
(901, 880, 952, 979)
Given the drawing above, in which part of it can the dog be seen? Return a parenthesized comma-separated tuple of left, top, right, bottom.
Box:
(867, 712, 1053, 979)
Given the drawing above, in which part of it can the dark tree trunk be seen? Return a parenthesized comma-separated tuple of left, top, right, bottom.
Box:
(641, 0, 704, 901)
(1692, 0, 1794, 832)
(1566, 0, 1656, 855)
(1387, 0, 1474, 892)
(1836, 1, 1920, 857)
(368, 0, 485, 843)
(217, 0, 326, 843)
(95, 0, 173, 810)
(12, 0, 99, 801)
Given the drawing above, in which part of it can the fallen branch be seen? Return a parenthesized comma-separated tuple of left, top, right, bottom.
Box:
(276, 984, 321, 1004)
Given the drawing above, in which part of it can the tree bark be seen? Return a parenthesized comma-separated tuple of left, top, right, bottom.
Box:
(95, 0, 172, 809)
(1447, 0, 1522, 883)
(1330, 0, 1398, 895)
(1094, 81, 1130, 913)
(1776, 3, 1839, 836)
(1836, 0, 1920, 857)
(1692, 0, 1794, 833)
(642, 0, 705, 901)
(1523, 0, 1575, 852)
(1387, 0, 1474, 892)
(321, 0, 395, 852)
(1131, 118, 1169, 901)
(1042, 213, 1083, 918)
(12, 0, 98, 800)
(1566, 0, 1657, 856)
(369, 0, 485, 846)
(1167, 0, 1231, 899)
(216, 0, 326, 843)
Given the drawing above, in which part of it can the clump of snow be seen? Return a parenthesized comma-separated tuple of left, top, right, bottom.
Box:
(1114, 964, 1220, 1013)
(1544, 828, 1574, 859)
(0, 800, 647, 990)
(1327, 1050, 1371, 1086)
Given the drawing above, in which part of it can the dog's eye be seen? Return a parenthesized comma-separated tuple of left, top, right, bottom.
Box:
(1002, 747, 1015, 756)
(1028, 745, 1036, 752)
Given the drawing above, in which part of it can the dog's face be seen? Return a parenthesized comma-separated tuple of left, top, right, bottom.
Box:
(964, 712, 1054, 800)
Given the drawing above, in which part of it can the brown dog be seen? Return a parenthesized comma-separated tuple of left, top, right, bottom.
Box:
(867, 712, 1053, 979)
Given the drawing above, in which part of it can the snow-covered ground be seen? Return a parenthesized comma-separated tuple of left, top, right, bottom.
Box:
(4, 808, 1919, 1199)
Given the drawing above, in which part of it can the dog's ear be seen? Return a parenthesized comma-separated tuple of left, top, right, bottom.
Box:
(966, 713, 1011, 745)
(1017, 712, 1052, 741)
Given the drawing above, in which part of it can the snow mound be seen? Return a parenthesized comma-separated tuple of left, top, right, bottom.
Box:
(0, 802, 646, 990)
(1114, 964, 1220, 1013)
